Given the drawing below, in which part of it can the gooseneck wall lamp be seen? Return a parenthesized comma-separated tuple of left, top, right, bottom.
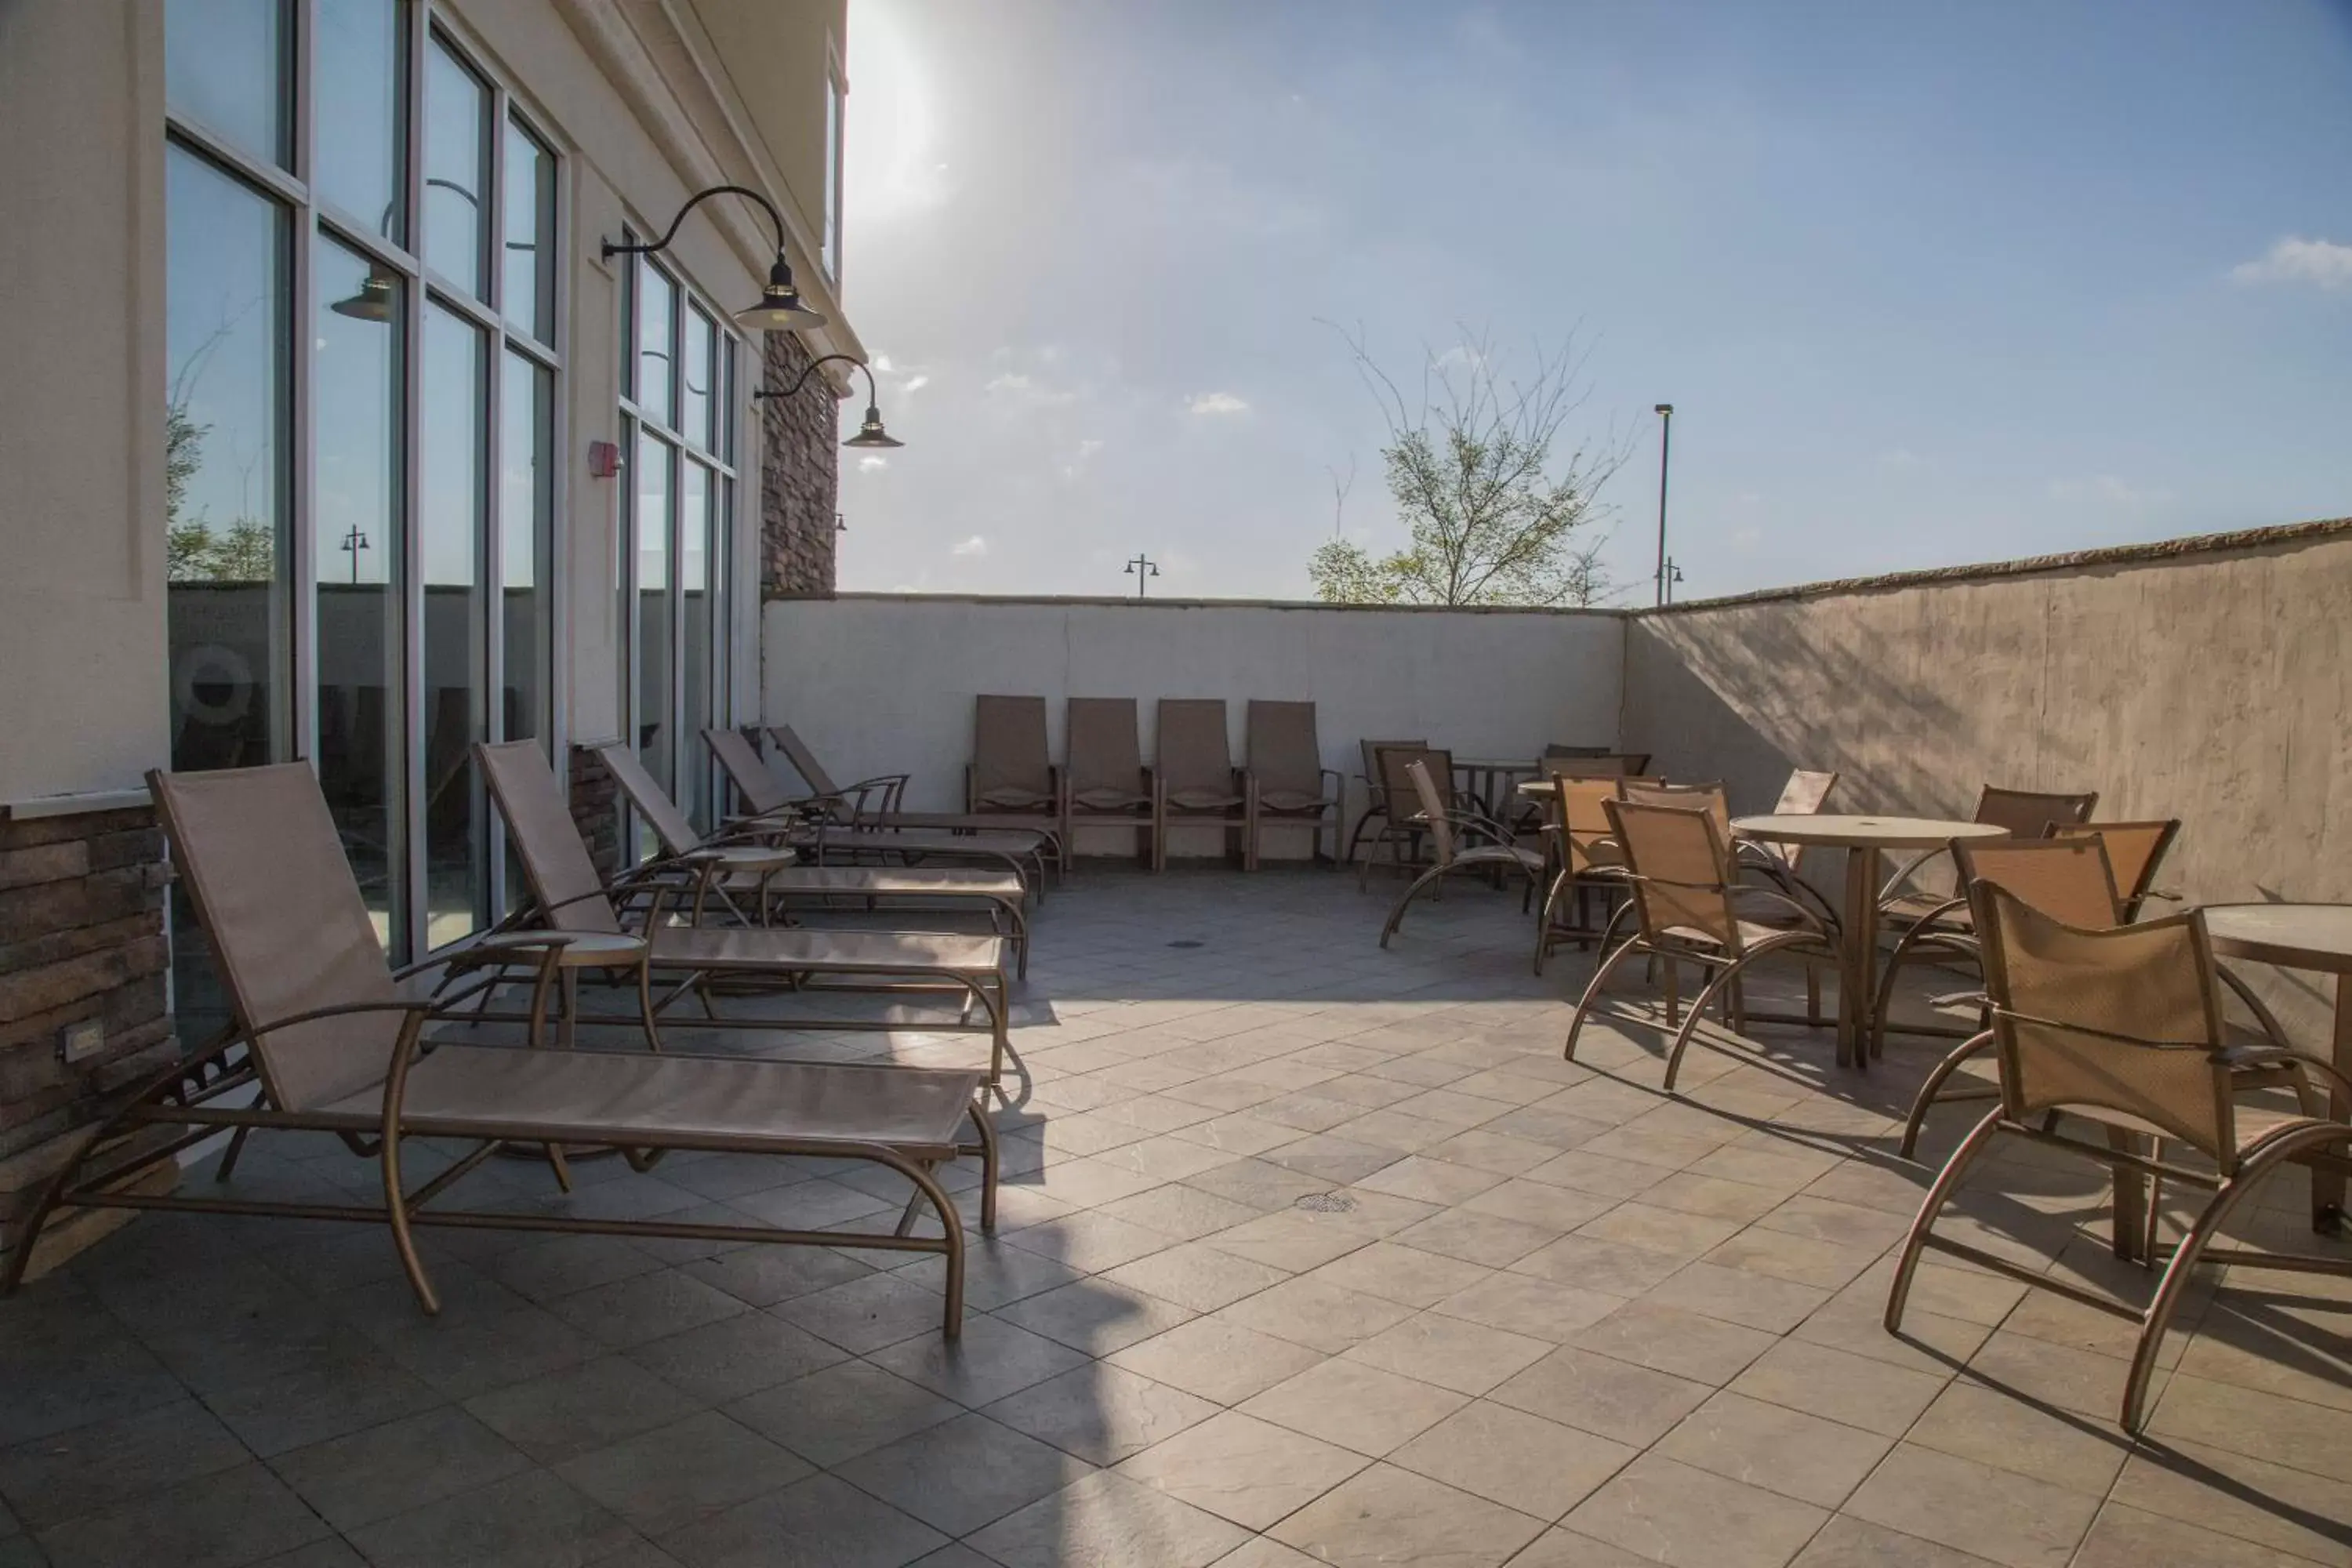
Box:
(754, 353, 904, 450)
(603, 183, 826, 332)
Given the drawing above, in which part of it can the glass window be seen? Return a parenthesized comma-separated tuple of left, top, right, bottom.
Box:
(682, 305, 715, 452)
(634, 432, 673, 797)
(314, 0, 406, 242)
(420, 303, 488, 947)
(499, 352, 553, 745)
(680, 460, 714, 826)
(314, 233, 406, 953)
(165, 0, 289, 168)
(503, 119, 556, 343)
(824, 67, 844, 281)
(636, 258, 677, 430)
(423, 37, 489, 296)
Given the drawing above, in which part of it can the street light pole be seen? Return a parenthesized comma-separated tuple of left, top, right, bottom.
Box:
(1653, 403, 1674, 607)
(1124, 554, 1160, 599)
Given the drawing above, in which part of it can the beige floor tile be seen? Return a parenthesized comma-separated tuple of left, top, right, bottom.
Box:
(1000, 1210, 1181, 1274)
(1905, 1380, 2134, 1497)
(1390, 1400, 1636, 1520)
(1752, 1195, 1915, 1251)
(1501, 1526, 1665, 1566)
(1388, 1208, 1561, 1269)
(1422, 1129, 1567, 1176)
(1240, 1357, 1469, 1456)
(1788, 1514, 2004, 1566)
(1432, 1272, 1624, 1344)
(2174, 1299, 2352, 1416)
(2073, 1501, 2321, 1568)
(1577, 1203, 1746, 1261)
(1332, 1109, 1465, 1155)
(864, 1314, 1094, 1406)
(1352, 1156, 1511, 1207)
(1303, 1242, 1495, 1310)
(1655, 1390, 1893, 1509)
(1207, 1537, 1329, 1568)
(1096, 1135, 1261, 1184)
(1792, 1290, 1993, 1374)
(1167, 1113, 1301, 1158)
(1566, 1452, 1830, 1568)
(1101, 1241, 1293, 1313)
(1106, 1316, 1329, 1406)
(1217, 1274, 1420, 1354)
(1704, 1226, 1885, 1290)
(830, 1411, 1094, 1537)
(2149, 1371, 2352, 1484)
(1488, 1345, 1713, 1447)
(1098, 1184, 1269, 1243)
(1345, 1312, 1552, 1396)
(1112, 1410, 1368, 1529)
(967, 1469, 1251, 1568)
(984, 1363, 1221, 1465)
(1843, 1443, 2101, 1568)
(1729, 1340, 1950, 1438)
(2107, 1436, 2352, 1566)
(1203, 1211, 1380, 1274)
(1461, 1179, 1617, 1232)
(1642, 1172, 1793, 1224)
(1269, 1462, 1548, 1568)
(1687, 1143, 1842, 1192)
(996, 1279, 1197, 1356)
(1571, 1301, 1777, 1387)
(1508, 1236, 1688, 1298)
(1519, 1151, 1674, 1202)
(1643, 1260, 1833, 1334)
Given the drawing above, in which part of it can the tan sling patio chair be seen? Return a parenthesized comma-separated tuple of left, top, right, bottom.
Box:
(766, 724, 1068, 857)
(1348, 738, 1430, 877)
(481, 741, 1016, 1084)
(704, 728, 1055, 893)
(967, 695, 1058, 815)
(1243, 700, 1343, 870)
(1532, 774, 1631, 974)
(1732, 768, 1840, 911)
(1885, 884, 2351, 1432)
(594, 742, 1032, 978)
(1062, 697, 1155, 863)
(1152, 699, 1247, 871)
(1563, 798, 1838, 1091)
(0, 763, 1000, 1338)
(1378, 759, 1548, 948)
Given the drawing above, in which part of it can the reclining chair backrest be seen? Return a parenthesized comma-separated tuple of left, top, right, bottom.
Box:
(703, 727, 791, 816)
(477, 740, 625, 936)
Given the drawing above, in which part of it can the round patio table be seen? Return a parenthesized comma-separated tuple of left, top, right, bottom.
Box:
(1453, 758, 1542, 815)
(2202, 902, 2352, 1232)
(1730, 815, 2009, 1068)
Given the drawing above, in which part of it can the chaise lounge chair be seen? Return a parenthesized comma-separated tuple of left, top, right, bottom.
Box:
(1243, 700, 1342, 869)
(1061, 697, 1155, 863)
(0, 762, 998, 1336)
(1152, 699, 1247, 871)
(766, 723, 1067, 869)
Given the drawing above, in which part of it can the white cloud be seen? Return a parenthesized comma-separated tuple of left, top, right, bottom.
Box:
(857, 456, 889, 474)
(1188, 391, 1250, 416)
(902, 374, 931, 394)
(951, 535, 989, 557)
(2049, 475, 2173, 507)
(1878, 448, 1919, 468)
(2230, 237, 2352, 291)
(983, 371, 1076, 406)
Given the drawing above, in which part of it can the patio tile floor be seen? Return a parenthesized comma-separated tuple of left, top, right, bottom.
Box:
(4, 867, 2348, 1566)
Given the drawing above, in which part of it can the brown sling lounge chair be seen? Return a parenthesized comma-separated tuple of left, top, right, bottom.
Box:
(1062, 697, 1154, 863)
(1345, 737, 1428, 869)
(705, 728, 1054, 893)
(1243, 700, 1342, 870)
(967, 695, 1058, 815)
(1152, 699, 1246, 871)
(594, 742, 1032, 978)
(766, 724, 1067, 860)
(1359, 742, 1457, 889)
(1885, 884, 2350, 1433)
(481, 741, 1016, 1084)
(1378, 760, 1547, 947)
(0, 763, 999, 1337)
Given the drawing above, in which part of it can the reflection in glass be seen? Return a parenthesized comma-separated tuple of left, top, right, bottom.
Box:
(682, 306, 715, 452)
(824, 72, 844, 279)
(503, 119, 556, 343)
(165, 145, 291, 1038)
(680, 461, 713, 828)
(314, 0, 406, 242)
(637, 259, 677, 429)
(635, 432, 673, 801)
(500, 352, 553, 916)
(315, 234, 405, 955)
(165, 0, 289, 167)
(423, 38, 488, 296)
(421, 305, 488, 948)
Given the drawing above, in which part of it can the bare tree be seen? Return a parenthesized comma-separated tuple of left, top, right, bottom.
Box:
(1308, 322, 1631, 607)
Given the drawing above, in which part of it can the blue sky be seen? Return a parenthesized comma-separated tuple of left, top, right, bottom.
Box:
(834, 0, 2352, 601)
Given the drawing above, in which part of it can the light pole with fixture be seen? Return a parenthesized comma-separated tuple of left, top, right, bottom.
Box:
(752, 352, 904, 449)
(1125, 554, 1160, 598)
(603, 183, 826, 332)
(339, 526, 371, 585)
(1662, 557, 1685, 604)
(1653, 403, 1674, 607)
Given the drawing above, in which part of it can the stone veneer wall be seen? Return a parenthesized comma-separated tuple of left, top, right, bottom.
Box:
(0, 804, 180, 1278)
(568, 743, 622, 880)
(759, 332, 840, 599)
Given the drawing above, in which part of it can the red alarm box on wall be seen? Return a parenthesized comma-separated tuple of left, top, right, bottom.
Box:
(587, 439, 623, 479)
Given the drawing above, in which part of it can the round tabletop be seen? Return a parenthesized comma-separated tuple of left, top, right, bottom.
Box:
(1454, 758, 1541, 772)
(2201, 903, 2352, 974)
(1730, 814, 2013, 850)
(474, 930, 648, 967)
(691, 845, 799, 872)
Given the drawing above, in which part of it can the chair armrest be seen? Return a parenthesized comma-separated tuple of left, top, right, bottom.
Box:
(1877, 845, 1955, 906)
(2212, 1044, 2352, 1101)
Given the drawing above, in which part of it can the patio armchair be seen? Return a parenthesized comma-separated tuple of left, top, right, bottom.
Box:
(1062, 697, 1155, 864)
(1512, 750, 1650, 833)
(1243, 699, 1344, 869)
(483, 740, 1017, 1084)
(1345, 736, 1428, 870)
(1152, 699, 1247, 870)
(0, 762, 1000, 1338)
(967, 695, 1058, 815)
(595, 742, 1031, 978)
(1359, 743, 1472, 888)
(1731, 768, 1840, 919)
(1885, 883, 2351, 1433)
(1563, 798, 1838, 1091)
(1532, 774, 1631, 974)
(1377, 759, 1548, 948)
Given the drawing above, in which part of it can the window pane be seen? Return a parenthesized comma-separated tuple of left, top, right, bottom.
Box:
(423, 38, 488, 296)
(680, 461, 713, 829)
(824, 73, 844, 281)
(165, 145, 291, 1040)
(636, 258, 676, 428)
(314, 0, 407, 243)
(503, 119, 556, 343)
(165, 0, 288, 167)
(682, 306, 714, 453)
(634, 432, 673, 802)
(499, 352, 552, 746)
(314, 233, 405, 956)
(420, 303, 488, 948)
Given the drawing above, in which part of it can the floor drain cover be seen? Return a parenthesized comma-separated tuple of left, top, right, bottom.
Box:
(1294, 1192, 1358, 1214)
(1167, 939, 1204, 949)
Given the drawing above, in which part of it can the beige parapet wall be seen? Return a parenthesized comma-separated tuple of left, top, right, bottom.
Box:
(763, 595, 1626, 860)
(1621, 517, 2352, 1038)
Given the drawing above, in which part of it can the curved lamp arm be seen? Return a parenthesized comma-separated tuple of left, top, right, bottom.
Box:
(601, 183, 787, 263)
(753, 353, 877, 405)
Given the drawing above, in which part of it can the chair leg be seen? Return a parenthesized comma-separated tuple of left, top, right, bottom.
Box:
(379, 1131, 442, 1316)
(1871, 926, 1976, 1062)
(1806, 966, 1821, 1026)
(1885, 1107, 2004, 1334)
(1664, 953, 1768, 1091)
(1899, 1029, 1997, 1160)
(636, 956, 665, 1054)
(1565, 936, 1650, 1062)
(1380, 866, 1454, 949)
(2119, 1150, 2296, 1432)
